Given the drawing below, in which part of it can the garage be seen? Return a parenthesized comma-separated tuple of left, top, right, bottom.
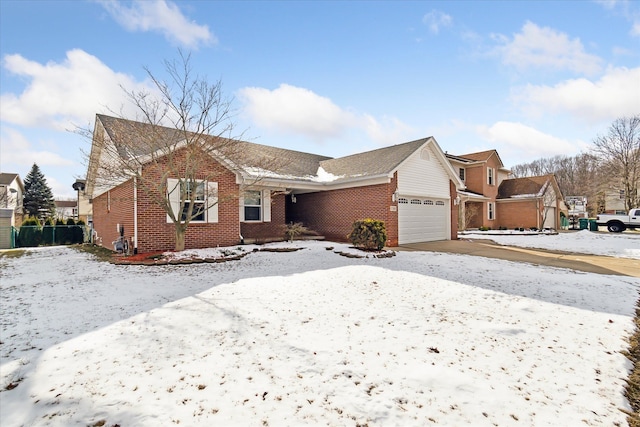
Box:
(398, 196, 448, 244)
(543, 207, 556, 229)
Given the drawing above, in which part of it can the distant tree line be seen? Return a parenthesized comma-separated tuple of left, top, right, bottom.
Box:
(510, 116, 639, 216)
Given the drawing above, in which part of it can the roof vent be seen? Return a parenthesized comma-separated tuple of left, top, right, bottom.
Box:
(420, 148, 431, 161)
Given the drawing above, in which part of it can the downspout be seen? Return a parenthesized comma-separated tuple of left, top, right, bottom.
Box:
(133, 175, 138, 254)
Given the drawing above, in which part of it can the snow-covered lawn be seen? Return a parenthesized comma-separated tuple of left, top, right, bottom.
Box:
(0, 233, 638, 426)
(462, 229, 640, 259)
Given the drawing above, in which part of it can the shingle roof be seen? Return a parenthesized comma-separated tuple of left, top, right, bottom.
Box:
(0, 173, 19, 186)
(457, 150, 496, 162)
(449, 149, 506, 169)
(0, 173, 23, 189)
(95, 115, 433, 183)
(319, 138, 432, 181)
(498, 175, 554, 199)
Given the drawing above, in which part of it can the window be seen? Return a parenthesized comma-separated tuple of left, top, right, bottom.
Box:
(410, 199, 422, 205)
(424, 200, 434, 205)
(244, 190, 262, 221)
(488, 202, 495, 220)
(459, 168, 465, 181)
(435, 201, 445, 206)
(620, 189, 625, 200)
(398, 198, 408, 204)
(240, 190, 271, 222)
(166, 178, 218, 223)
(487, 167, 495, 186)
(181, 180, 205, 221)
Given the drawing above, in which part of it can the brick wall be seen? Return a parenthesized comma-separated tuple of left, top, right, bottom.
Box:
(496, 200, 539, 229)
(449, 180, 459, 240)
(241, 193, 286, 242)
(287, 178, 398, 246)
(92, 179, 135, 251)
(93, 147, 242, 253)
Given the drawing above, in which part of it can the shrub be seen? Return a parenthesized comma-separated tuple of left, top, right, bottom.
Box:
(18, 217, 42, 247)
(42, 218, 55, 245)
(283, 222, 310, 241)
(348, 219, 387, 251)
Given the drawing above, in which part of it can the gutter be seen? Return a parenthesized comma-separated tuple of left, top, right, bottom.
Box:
(133, 175, 138, 254)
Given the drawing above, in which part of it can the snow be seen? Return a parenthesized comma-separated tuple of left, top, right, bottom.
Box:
(1, 233, 638, 426)
(312, 166, 343, 183)
(462, 229, 640, 259)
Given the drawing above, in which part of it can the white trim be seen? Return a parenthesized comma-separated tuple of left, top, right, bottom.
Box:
(262, 190, 271, 222)
(206, 182, 218, 223)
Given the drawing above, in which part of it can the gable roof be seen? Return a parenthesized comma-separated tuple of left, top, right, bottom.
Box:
(497, 174, 557, 199)
(89, 115, 461, 190)
(447, 149, 507, 170)
(319, 138, 431, 181)
(0, 173, 24, 190)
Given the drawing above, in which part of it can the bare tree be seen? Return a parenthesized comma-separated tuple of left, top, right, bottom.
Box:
(592, 115, 640, 211)
(84, 51, 280, 251)
(510, 153, 603, 216)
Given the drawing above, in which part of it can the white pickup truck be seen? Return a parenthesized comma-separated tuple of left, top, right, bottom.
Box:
(595, 209, 640, 232)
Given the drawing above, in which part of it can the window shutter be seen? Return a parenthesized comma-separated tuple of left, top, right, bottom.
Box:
(206, 182, 218, 223)
(262, 190, 271, 222)
(167, 178, 180, 223)
(239, 195, 245, 222)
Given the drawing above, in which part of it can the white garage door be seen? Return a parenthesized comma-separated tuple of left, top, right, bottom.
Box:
(543, 207, 556, 229)
(398, 197, 448, 244)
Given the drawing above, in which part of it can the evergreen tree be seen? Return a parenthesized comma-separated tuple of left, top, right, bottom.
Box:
(23, 163, 56, 220)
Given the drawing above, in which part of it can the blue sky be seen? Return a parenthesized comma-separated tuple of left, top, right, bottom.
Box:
(1, 0, 639, 199)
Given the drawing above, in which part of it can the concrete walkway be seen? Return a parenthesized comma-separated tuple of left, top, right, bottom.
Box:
(398, 238, 640, 278)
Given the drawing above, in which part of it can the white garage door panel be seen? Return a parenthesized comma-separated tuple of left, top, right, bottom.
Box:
(398, 197, 448, 244)
(543, 207, 556, 229)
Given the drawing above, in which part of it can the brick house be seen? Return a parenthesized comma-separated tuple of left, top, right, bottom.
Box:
(85, 115, 464, 253)
(446, 150, 510, 229)
(446, 151, 565, 230)
(496, 175, 564, 230)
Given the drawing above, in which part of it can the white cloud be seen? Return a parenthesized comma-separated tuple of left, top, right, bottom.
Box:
(0, 127, 74, 169)
(513, 66, 640, 122)
(98, 0, 214, 48)
(237, 84, 413, 145)
(476, 121, 586, 160)
(422, 10, 452, 34)
(493, 21, 603, 75)
(595, 0, 640, 38)
(632, 19, 640, 37)
(238, 84, 356, 140)
(0, 49, 147, 130)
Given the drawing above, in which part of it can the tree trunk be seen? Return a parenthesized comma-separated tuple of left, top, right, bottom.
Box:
(174, 224, 186, 252)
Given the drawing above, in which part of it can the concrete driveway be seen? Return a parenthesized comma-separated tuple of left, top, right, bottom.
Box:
(398, 238, 640, 278)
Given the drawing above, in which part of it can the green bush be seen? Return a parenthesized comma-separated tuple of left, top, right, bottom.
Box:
(42, 218, 55, 245)
(348, 218, 387, 251)
(18, 217, 42, 247)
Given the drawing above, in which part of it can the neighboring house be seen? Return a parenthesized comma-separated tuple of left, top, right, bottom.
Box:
(0, 173, 24, 249)
(496, 175, 565, 230)
(85, 115, 464, 253)
(446, 151, 566, 230)
(446, 150, 510, 230)
(598, 188, 635, 214)
(72, 179, 92, 224)
(54, 200, 77, 220)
